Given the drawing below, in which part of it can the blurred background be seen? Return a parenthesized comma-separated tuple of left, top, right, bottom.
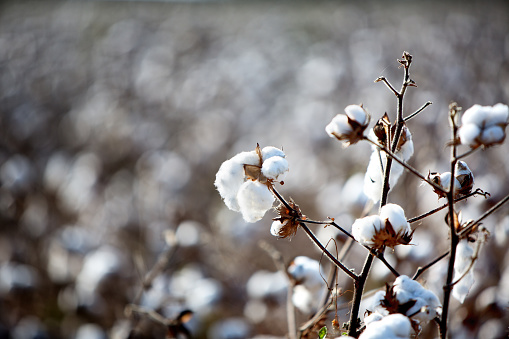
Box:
(0, 1, 508, 338)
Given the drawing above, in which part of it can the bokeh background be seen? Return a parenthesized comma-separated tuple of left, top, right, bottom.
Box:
(1, 1, 509, 338)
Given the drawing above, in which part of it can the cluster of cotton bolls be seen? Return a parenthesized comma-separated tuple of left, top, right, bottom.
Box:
(352, 203, 412, 250)
(458, 103, 509, 148)
(215, 145, 288, 222)
(367, 275, 441, 327)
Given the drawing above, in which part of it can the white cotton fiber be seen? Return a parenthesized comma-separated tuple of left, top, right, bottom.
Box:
(237, 180, 275, 222)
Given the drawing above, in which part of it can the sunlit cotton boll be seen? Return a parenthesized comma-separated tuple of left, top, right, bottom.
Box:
(359, 313, 412, 339)
(452, 240, 475, 303)
(345, 104, 370, 126)
(379, 204, 410, 235)
(392, 275, 441, 323)
(459, 103, 509, 148)
(237, 181, 275, 222)
(261, 156, 288, 181)
(352, 215, 383, 247)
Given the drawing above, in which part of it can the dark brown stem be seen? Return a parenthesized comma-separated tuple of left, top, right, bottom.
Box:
(296, 218, 355, 241)
(440, 102, 461, 339)
(347, 253, 374, 337)
(408, 189, 490, 224)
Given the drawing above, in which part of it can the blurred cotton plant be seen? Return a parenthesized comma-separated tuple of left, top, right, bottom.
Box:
(210, 52, 509, 339)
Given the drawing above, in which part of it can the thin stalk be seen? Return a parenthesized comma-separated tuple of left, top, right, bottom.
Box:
(440, 103, 461, 339)
(404, 101, 432, 122)
(412, 251, 449, 280)
(299, 222, 358, 281)
(408, 189, 490, 224)
(458, 193, 509, 238)
(296, 218, 355, 241)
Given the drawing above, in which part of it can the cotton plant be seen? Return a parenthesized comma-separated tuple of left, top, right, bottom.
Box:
(210, 52, 509, 339)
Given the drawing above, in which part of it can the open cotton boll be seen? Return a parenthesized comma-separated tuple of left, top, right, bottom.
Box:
(237, 181, 274, 222)
(398, 127, 414, 162)
(364, 312, 384, 326)
(345, 104, 369, 126)
(480, 125, 505, 145)
(458, 123, 481, 147)
(359, 314, 412, 339)
(288, 256, 323, 290)
(352, 215, 383, 247)
(261, 156, 289, 180)
(326, 114, 353, 137)
(393, 275, 441, 323)
(363, 151, 404, 204)
(452, 240, 475, 303)
(379, 204, 410, 234)
(261, 146, 285, 161)
(439, 172, 461, 193)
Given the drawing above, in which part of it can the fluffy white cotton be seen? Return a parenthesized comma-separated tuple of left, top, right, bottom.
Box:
(288, 256, 324, 313)
(326, 114, 352, 136)
(345, 104, 369, 126)
(261, 156, 289, 180)
(261, 146, 285, 161)
(459, 103, 508, 148)
(458, 123, 481, 147)
(480, 125, 505, 145)
(393, 275, 441, 323)
(452, 240, 475, 303)
(237, 181, 275, 223)
(399, 127, 414, 162)
(215, 146, 288, 223)
(352, 215, 383, 247)
(379, 204, 410, 234)
(438, 172, 461, 194)
(364, 312, 384, 326)
(359, 313, 412, 339)
(270, 220, 284, 237)
(461, 105, 490, 126)
(363, 149, 405, 204)
(215, 150, 259, 212)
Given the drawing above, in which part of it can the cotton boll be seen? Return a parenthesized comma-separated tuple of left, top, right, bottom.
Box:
(458, 123, 481, 147)
(261, 156, 289, 180)
(344, 104, 369, 126)
(480, 125, 505, 145)
(452, 240, 475, 303)
(379, 204, 410, 235)
(352, 215, 383, 247)
(292, 285, 314, 313)
(237, 181, 274, 222)
(439, 172, 461, 193)
(363, 150, 404, 204)
(232, 150, 261, 166)
(287, 256, 323, 290)
(393, 275, 441, 323)
(326, 114, 353, 137)
(261, 146, 285, 161)
(359, 313, 412, 339)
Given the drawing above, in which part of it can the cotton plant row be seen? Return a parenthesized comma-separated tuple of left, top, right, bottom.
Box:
(214, 52, 509, 339)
